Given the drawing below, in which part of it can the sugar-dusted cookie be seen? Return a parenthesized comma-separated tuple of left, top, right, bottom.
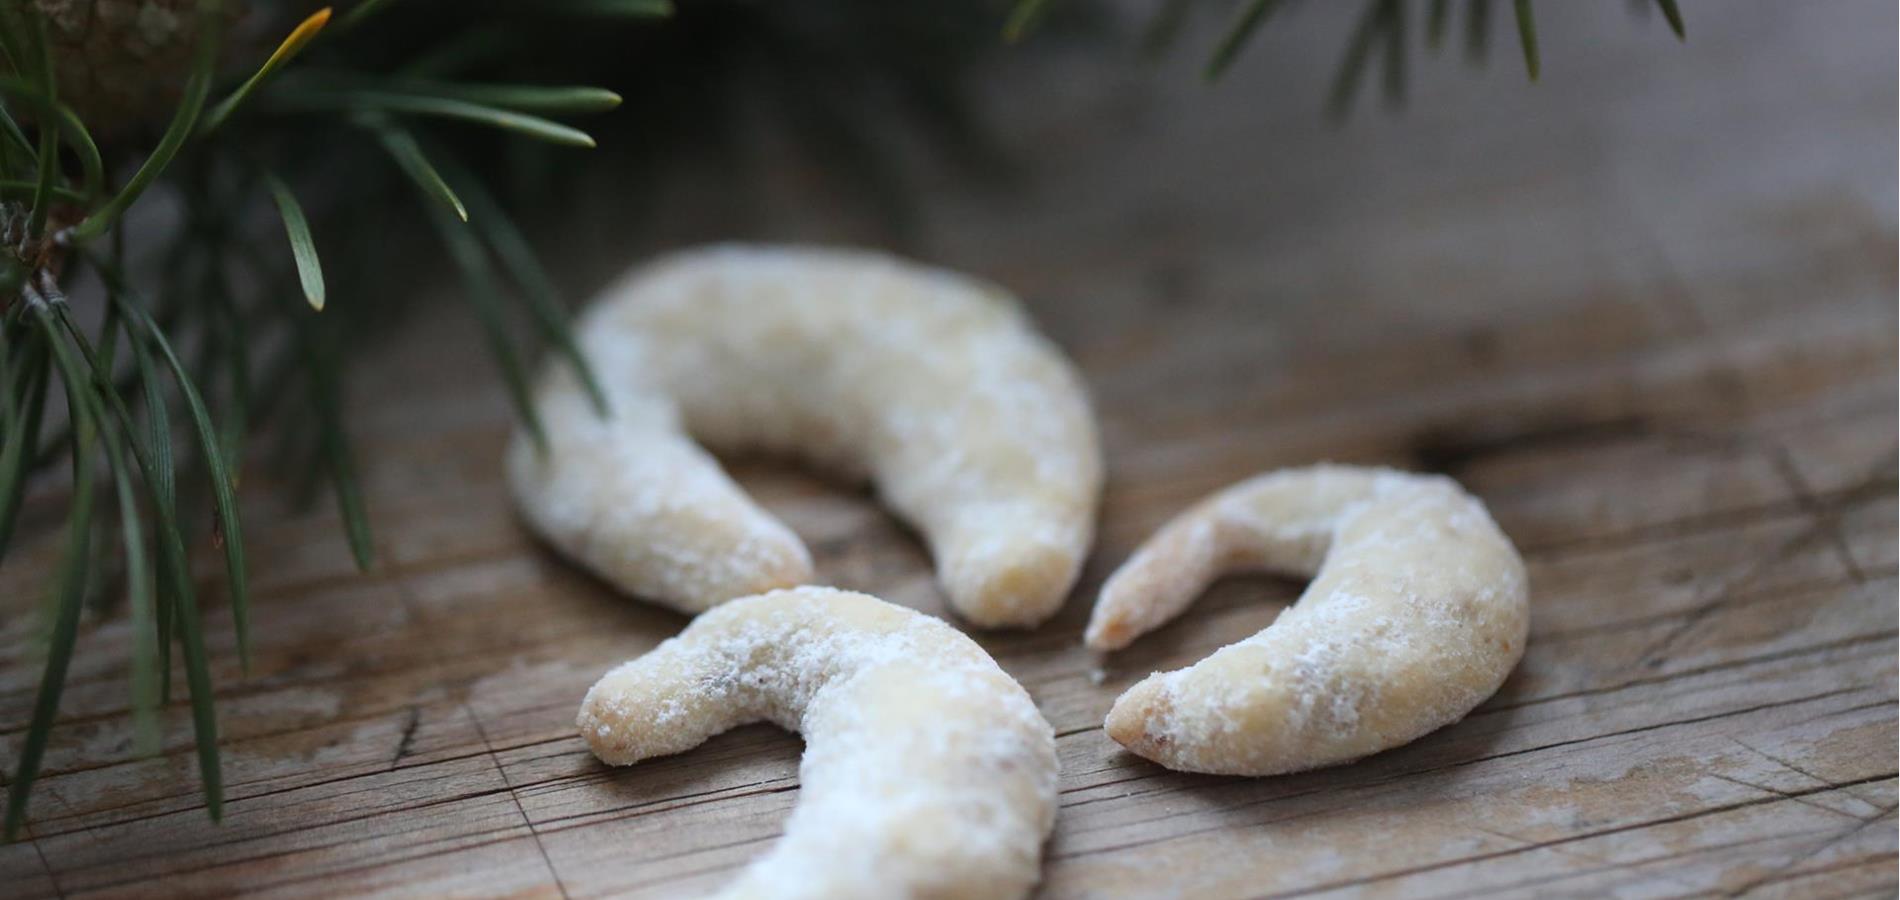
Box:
(580, 587, 1059, 900)
(1087, 465, 1529, 775)
(509, 245, 1101, 627)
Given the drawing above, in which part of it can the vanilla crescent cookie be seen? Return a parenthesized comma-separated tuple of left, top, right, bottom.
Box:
(507, 245, 1102, 628)
(1086, 465, 1529, 776)
(579, 587, 1058, 900)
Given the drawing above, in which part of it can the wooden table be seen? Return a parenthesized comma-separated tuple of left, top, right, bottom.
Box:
(3, 2, 1894, 896)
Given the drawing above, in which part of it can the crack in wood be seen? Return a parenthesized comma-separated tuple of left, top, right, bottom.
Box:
(391, 706, 421, 768)
(1632, 462, 1895, 669)
(1249, 774, 1899, 899)
(466, 704, 572, 900)
(1721, 803, 1899, 897)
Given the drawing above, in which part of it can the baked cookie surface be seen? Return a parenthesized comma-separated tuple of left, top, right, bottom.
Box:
(509, 245, 1102, 627)
(1088, 465, 1530, 775)
(580, 587, 1059, 900)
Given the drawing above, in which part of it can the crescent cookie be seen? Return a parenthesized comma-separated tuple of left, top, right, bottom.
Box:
(508, 244, 1102, 628)
(579, 587, 1059, 900)
(1086, 465, 1529, 776)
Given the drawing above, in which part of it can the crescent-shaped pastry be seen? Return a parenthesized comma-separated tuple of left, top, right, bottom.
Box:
(508, 245, 1101, 628)
(1087, 465, 1529, 775)
(579, 587, 1059, 900)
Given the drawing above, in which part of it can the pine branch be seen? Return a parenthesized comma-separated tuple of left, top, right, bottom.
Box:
(1008, 0, 1685, 114)
(0, 0, 637, 835)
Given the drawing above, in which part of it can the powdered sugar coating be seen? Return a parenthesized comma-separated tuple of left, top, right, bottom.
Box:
(1088, 465, 1529, 776)
(508, 244, 1102, 627)
(579, 587, 1059, 900)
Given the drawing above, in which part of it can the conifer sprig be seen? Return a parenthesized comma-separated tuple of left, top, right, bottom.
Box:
(1011, 0, 1687, 117)
(0, 0, 655, 839)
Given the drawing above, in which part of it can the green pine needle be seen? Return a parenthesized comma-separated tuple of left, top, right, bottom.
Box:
(264, 172, 327, 311)
(440, 155, 611, 416)
(1513, 0, 1539, 81)
(322, 397, 374, 572)
(117, 293, 253, 671)
(278, 90, 600, 147)
(0, 103, 37, 162)
(0, 332, 48, 561)
(5, 299, 98, 842)
(1429, 0, 1451, 49)
(1205, 0, 1287, 83)
(362, 116, 468, 220)
(1655, 0, 1685, 40)
(1384, 0, 1407, 106)
(302, 333, 374, 571)
(0, 178, 82, 204)
(73, 0, 225, 241)
(80, 260, 225, 808)
(1327, 2, 1391, 119)
(0, 79, 103, 201)
(92, 326, 161, 754)
(23, 7, 57, 237)
(0, 5, 32, 80)
(390, 83, 624, 115)
(123, 303, 178, 700)
(416, 187, 548, 451)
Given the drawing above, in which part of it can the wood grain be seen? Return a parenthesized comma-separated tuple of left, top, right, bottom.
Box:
(2, 2, 1894, 897)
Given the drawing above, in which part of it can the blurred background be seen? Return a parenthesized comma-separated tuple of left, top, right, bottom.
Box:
(2, 1, 1894, 896)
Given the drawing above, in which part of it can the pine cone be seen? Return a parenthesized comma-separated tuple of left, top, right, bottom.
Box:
(35, 0, 248, 135)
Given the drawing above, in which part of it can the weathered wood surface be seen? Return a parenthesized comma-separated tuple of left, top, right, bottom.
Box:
(2, 2, 1895, 897)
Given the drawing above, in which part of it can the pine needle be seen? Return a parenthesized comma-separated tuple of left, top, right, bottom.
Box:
(1205, 0, 1287, 83)
(0, 102, 36, 162)
(279, 90, 599, 147)
(123, 304, 178, 700)
(0, 178, 82, 204)
(1327, 1, 1391, 119)
(1466, 0, 1491, 66)
(5, 300, 98, 841)
(73, 0, 225, 240)
(439, 154, 610, 416)
(90, 312, 161, 754)
(389, 83, 624, 115)
(0, 331, 48, 561)
(115, 290, 253, 671)
(300, 329, 374, 571)
(415, 187, 548, 451)
(264, 172, 327, 311)
(361, 115, 467, 220)
(0, 79, 104, 201)
(22, 10, 57, 237)
(1384, 0, 1407, 106)
(202, 7, 334, 134)
(1429, 0, 1451, 50)
(1655, 0, 1685, 39)
(1513, 0, 1539, 81)
(78, 259, 224, 806)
